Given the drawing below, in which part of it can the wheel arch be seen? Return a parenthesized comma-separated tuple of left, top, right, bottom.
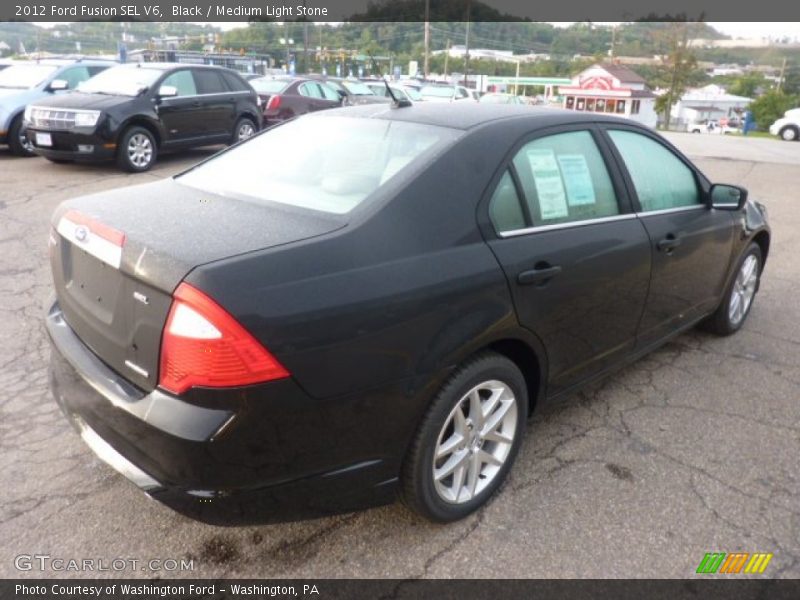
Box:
(752, 229, 771, 266)
(485, 337, 545, 415)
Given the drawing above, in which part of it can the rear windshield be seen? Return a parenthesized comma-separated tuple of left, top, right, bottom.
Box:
(404, 87, 423, 101)
(341, 80, 375, 96)
(421, 86, 454, 98)
(250, 78, 290, 94)
(178, 115, 459, 214)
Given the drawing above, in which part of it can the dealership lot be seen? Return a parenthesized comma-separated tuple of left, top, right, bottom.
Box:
(1, 134, 798, 578)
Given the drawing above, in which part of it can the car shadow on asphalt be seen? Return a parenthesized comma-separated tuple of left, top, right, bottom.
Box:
(0, 146, 222, 175)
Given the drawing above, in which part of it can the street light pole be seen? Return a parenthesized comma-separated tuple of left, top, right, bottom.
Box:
(423, 0, 430, 78)
(463, 0, 471, 87)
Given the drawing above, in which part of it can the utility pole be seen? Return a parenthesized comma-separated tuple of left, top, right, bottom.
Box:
(610, 24, 617, 59)
(423, 0, 430, 78)
(463, 0, 471, 87)
(778, 57, 787, 93)
(444, 39, 450, 77)
(303, 1, 309, 74)
(284, 22, 291, 71)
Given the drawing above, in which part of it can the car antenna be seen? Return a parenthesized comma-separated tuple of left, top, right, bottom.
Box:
(368, 52, 411, 108)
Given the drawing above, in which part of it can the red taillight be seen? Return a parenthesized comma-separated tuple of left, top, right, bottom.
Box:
(266, 95, 281, 111)
(159, 282, 289, 395)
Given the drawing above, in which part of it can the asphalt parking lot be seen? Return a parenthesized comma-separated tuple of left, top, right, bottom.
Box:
(1, 133, 799, 579)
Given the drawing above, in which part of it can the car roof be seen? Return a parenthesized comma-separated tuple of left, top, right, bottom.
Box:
(13, 59, 115, 67)
(322, 102, 641, 132)
(113, 62, 231, 71)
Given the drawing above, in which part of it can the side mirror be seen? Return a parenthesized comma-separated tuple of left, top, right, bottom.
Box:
(158, 85, 178, 98)
(710, 183, 748, 211)
(48, 79, 68, 91)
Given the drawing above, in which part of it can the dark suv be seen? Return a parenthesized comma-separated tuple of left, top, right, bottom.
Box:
(25, 63, 262, 172)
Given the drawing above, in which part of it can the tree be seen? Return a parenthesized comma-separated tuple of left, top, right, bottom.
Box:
(655, 20, 701, 130)
(729, 72, 766, 98)
(749, 90, 800, 130)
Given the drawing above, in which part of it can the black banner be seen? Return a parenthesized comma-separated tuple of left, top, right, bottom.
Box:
(4, 579, 800, 600)
(2, 0, 800, 22)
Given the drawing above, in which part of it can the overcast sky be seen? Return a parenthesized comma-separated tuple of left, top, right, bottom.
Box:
(36, 21, 800, 40)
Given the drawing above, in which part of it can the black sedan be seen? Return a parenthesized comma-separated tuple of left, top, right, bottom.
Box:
(46, 104, 770, 523)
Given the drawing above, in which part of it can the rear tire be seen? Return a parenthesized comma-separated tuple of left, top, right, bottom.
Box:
(702, 242, 762, 336)
(401, 352, 528, 522)
(231, 116, 257, 145)
(8, 115, 36, 157)
(116, 126, 157, 172)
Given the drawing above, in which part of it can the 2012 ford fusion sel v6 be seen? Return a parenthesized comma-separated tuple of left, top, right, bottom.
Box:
(46, 103, 770, 523)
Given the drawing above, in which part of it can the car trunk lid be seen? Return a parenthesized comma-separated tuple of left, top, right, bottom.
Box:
(50, 178, 344, 392)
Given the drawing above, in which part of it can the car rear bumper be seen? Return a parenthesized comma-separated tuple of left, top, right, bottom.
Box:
(46, 298, 405, 524)
(27, 128, 116, 161)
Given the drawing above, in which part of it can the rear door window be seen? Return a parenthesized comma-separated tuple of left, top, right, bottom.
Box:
(510, 130, 620, 227)
(221, 71, 250, 92)
(299, 82, 323, 99)
(193, 69, 226, 95)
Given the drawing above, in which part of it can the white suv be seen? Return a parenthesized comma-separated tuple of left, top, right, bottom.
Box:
(769, 108, 800, 141)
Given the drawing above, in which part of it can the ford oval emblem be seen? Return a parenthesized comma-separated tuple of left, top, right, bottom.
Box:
(74, 226, 88, 242)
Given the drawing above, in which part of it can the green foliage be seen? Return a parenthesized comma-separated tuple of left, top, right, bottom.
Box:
(728, 72, 767, 97)
(749, 90, 800, 129)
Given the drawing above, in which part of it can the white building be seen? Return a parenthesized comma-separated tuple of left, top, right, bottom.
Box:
(671, 84, 752, 126)
(559, 63, 658, 128)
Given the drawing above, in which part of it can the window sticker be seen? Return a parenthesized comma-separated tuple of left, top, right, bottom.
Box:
(527, 149, 569, 220)
(557, 154, 596, 206)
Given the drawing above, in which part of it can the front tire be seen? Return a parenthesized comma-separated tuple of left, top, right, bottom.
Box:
(8, 115, 36, 157)
(401, 352, 528, 522)
(703, 242, 762, 335)
(779, 126, 798, 141)
(116, 126, 157, 172)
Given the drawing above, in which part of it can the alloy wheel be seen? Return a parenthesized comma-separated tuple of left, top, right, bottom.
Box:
(728, 254, 759, 326)
(432, 380, 518, 504)
(127, 133, 153, 168)
(237, 121, 256, 141)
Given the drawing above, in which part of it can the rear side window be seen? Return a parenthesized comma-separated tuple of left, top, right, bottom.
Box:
(161, 69, 196, 96)
(178, 116, 460, 214)
(607, 130, 700, 212)
(221, 71, 249, 91)
(489, 171, 526, 233)
(193, 69, 226, 95)
(511, 130, 620, 227)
